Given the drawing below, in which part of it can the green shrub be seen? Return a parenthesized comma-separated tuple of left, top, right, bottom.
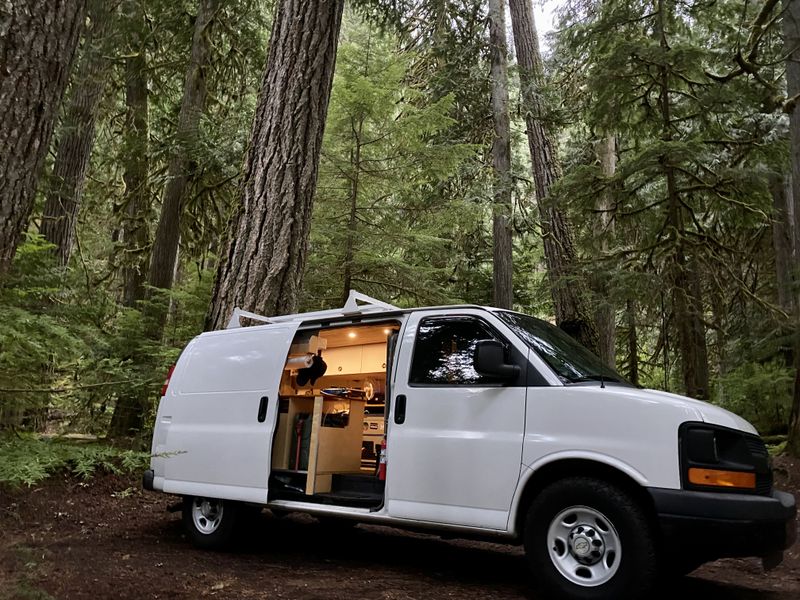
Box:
(716, 361, 794, 435)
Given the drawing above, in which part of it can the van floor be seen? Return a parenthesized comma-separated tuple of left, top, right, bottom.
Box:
(269, 471, 385, 509)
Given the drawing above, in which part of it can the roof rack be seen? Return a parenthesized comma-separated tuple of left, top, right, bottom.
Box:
(225, 290, 399, 329)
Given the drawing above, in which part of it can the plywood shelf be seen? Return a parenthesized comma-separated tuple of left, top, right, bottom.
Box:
(272, 395, 365, 496)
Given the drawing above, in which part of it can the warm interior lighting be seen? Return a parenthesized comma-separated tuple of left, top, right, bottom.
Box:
(688, 467, 756, 489)
(348, 331, 357, 338)
(383, 328, 391, 335)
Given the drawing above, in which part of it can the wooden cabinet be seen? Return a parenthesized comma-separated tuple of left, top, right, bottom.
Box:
(323, 344, 386, 375)
(323, 346, 362, 375)
(361, 343, 387, 373)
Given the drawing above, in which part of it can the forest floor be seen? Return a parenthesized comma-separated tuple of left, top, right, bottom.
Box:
(1, 458, 800, 600)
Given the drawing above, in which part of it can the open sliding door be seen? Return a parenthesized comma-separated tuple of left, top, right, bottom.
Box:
(160, 322, 300, 504)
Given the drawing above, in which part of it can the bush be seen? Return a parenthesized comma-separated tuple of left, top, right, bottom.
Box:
(716, 361, 794, 435)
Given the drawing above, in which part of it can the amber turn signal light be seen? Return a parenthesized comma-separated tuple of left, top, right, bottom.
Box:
(688, 467, 756, 489)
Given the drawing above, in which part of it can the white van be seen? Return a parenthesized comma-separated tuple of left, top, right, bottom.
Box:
(144, 292, 796, 599)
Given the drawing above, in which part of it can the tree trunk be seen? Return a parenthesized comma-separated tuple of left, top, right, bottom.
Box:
(39, 0, 112, 266)
(120, 4, 150, 309)
(657, 0, 709, 400)
(205, 0, 345, 330)
(709, 280, 728, 404)
(783, 0, 800, 456)
(147, 0, 218, 318)
(489, 0, 513, 309)
(625, 299, 639, 386)
(0, 0, 86, 274)
(593, 134, 617, 367)
(771, 174, 795, 313)
(687, 260, 710, 398)
(342, 125, 363, 306)
(109, 3, 151, 440)
(508, 0, 599, 352)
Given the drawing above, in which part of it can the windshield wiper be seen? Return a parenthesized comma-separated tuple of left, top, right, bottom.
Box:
(568, 374, 620, 387)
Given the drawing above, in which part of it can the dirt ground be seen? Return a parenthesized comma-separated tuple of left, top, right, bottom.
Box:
(2, 458, 800, 600)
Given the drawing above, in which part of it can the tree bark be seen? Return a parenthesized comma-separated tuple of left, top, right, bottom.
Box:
(709, 280, 728, 404)
(508, 0, 599, 352)
(205, 0, 345, 330)
(771, 174, 795, 313)
(147, 0, 218, 314)
(0, 0, 86, 274)
(120, 3, 150, 309)
(489, 0, 513, 309)
(109, 3, 151, 439)
(656, 0, 709, 400)
(783, 0, 800, 455)
(39, 0, 112, 266)
(593, 134, 617, 367)
(342, 124, 363, 306)
(625, 299, 639, 386)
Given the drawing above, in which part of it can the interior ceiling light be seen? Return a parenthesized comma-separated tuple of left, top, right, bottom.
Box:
(348, 331, 357, 338)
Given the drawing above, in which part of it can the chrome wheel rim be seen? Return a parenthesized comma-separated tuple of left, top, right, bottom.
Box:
(191, 498, 224, 535)
(546, 505, 621, 587)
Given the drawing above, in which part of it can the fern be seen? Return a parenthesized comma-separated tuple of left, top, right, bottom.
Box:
(0, 435, 149, 487)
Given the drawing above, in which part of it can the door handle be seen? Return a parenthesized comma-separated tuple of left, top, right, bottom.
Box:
(394, 394, 406, 425)
(257, 396, 269, 422)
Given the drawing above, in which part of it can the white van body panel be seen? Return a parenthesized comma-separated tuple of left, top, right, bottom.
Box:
(633, 388, 758, 434)
(385, 309, 529, 530)
(150, 322, 300, 503)
(522, 386, 703, 490)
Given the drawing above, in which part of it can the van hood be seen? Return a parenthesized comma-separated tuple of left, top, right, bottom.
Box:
(609, 386, 759, 435)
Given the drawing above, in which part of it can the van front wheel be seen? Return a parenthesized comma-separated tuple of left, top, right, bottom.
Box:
(524, 477, 657, 600)
(182, 496, 238, 549)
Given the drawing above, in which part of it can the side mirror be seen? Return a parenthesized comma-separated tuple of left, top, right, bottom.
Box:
(474, 339, 520, 380)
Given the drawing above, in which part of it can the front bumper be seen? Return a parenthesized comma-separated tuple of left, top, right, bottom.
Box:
(648, 487, 797, 560)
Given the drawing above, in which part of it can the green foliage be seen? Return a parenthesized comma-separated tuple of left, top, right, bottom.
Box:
(0, 235, 109, 431)
(0, 235, 209, 437)
(550, 0, 790, 402)
(304, 15, 480, 308)
(3, 0, 797, 470)
(0, 434, 149, 487)
(717, 362, 794, 436)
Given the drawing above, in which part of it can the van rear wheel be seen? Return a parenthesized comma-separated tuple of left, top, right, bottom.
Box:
(182, 496, 238, 549)
(523, 477, 657, 600)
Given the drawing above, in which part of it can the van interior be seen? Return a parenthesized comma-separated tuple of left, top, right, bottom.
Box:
(268, 321, 399, 509)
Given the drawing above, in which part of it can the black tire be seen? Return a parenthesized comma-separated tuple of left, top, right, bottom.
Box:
(523, 477, 658, 600)
(182, 496, 239, 550)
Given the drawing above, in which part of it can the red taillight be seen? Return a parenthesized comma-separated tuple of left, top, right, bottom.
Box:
(160, 364, 176, 397)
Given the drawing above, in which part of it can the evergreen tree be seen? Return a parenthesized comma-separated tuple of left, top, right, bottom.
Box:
(303, 15, 475, 308)
(40, 0, 114, 267)
(0, 0, 86, 274)
(206, 0, 345, 329)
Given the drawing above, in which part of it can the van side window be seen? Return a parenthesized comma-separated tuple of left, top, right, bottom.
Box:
(409, 317, 504, 386)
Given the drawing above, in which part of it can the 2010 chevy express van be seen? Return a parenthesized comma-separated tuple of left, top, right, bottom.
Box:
(144, 291, 797, 599)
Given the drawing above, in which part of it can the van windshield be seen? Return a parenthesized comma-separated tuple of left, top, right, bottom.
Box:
(496, 311, 629, 385)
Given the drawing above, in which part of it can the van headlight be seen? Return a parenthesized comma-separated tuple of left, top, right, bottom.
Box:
(679, 422, 771, 494)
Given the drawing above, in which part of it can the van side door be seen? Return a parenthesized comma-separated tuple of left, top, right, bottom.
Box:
(386, 310, 528, 530)
(159, 322, 299, 504)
